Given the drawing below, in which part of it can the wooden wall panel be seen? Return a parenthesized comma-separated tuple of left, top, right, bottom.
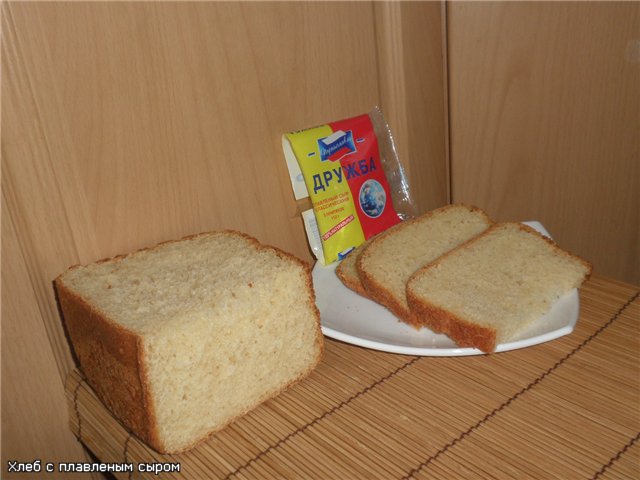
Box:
(448, 1, 639, 284)
(1, 195, 94, 479)
(9, 1, 381, 266)
(374, 1, 449, 209)
(1, 0, 447, 472)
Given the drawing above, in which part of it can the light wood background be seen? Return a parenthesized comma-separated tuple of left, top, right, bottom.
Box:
(3, 1, 638, 476)
(448, 1, 639, 285)
(1, 1, 447, 476)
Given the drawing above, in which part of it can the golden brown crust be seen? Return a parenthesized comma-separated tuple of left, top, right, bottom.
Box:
(356, 219, 418, 325)
(406, 221, 593, 353)
(357, 204, 493, 328)
(54, 278, 159, 447)
(407, 288, 497, 352)
(359, 267, 421, 328)
(335, 258, 369, 298)
(56, 229, 323, 454)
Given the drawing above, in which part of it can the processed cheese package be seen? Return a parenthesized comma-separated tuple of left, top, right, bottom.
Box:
(283, 107, 415, 264)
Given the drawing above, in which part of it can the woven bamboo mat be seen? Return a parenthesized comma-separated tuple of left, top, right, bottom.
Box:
(65, 275, 639, 479)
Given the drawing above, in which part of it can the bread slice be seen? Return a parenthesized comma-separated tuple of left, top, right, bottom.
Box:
(335, 244, 369, 297)
(335, 233, 388, 297)
(356, 204, 493, 327)
(55, 231, 323, 454)
(406, 223, 592, 353)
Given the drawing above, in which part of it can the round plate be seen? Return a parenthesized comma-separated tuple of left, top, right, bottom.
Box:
(312, 221, 580, 356)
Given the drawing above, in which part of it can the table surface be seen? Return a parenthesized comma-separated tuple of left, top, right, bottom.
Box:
(66, 274, 639, 479)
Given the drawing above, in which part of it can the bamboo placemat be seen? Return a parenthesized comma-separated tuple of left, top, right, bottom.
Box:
(65, 275, 639, 479)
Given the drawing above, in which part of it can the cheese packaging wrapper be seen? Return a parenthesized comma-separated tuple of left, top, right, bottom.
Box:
(283, 108, 415, 265)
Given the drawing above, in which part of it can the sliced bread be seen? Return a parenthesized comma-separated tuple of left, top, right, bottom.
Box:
(406, 223, 592, 353)
(335, 232, 393, 297)
(55, 231, 323, 453)
(356, 204, 493, 327)
(335, 242, 369, 297)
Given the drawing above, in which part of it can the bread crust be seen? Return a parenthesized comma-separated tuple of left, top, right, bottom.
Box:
(357, 204, 493, 328)
(56, 229, 323, 454)
(54, 278, 160, 447)
(406, 222, 593, 353)
(406, 287, 497, 352)
(335, 258, 369, 298)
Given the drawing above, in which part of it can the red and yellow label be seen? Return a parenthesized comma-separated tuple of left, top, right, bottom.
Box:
(284, 113, 400, 264)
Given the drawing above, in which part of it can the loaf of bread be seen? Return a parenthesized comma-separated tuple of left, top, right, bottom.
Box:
(406, 223, 592, 353)
(356, 204, 493, 327)
(55, 231, 323, 454)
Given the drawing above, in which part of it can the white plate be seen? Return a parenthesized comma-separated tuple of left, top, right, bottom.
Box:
(312, 221, 580, 356)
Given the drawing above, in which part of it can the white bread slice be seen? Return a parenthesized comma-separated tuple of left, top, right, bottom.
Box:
(55, 231, 323, 454)
(335, 233, 390, 297)
(335, 244, 369, 297)
(406, 223, 592, 353)
(356, 204, 493, 327)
